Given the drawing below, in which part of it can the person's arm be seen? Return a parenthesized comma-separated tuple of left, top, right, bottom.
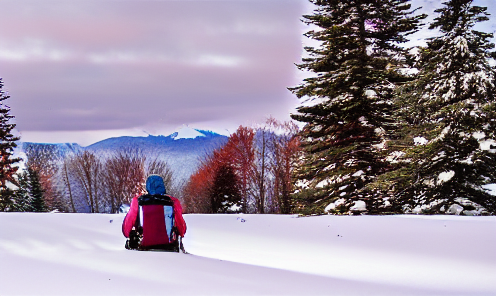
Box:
(121, 195, 139, 238)
(171, 197, 187, 237)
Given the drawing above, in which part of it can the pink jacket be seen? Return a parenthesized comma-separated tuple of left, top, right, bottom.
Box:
(122, 194, 187, 247)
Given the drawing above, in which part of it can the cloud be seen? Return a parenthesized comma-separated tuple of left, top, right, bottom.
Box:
(1, 0, 304, 142)
(7, 0, 492, 144)
(0, 38, 74, 62)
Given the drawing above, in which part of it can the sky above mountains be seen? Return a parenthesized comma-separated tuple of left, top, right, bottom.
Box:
(1, 0, 495, 146)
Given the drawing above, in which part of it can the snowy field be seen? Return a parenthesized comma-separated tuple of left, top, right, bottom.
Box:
(0, 213, 495, 296)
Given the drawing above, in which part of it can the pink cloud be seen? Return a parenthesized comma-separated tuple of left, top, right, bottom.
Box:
(1, 0, 304, 139)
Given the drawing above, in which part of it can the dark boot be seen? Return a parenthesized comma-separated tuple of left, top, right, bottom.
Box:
(125, 229, 141, 250)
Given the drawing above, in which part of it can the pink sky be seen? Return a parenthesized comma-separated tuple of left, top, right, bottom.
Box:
(1, 0, 494, 146)
(0, 0, 306, 145)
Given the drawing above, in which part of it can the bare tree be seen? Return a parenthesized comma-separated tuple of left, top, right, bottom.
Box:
(266, 118, 300, 214)
(102, 149, 178, 213)
(70, 151, 103, 213)
(103, 149, 145, 213)
(61, 156, 76, 212)
(252, 126, 271, 214)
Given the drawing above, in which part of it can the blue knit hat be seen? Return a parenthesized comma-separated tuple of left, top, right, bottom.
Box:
(145, 175, 166, 195)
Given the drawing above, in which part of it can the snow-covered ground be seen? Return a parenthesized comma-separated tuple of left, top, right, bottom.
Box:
(1, 213, 495, 296)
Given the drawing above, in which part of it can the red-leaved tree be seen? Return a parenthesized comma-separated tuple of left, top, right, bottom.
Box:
(184, 120, 300, 214)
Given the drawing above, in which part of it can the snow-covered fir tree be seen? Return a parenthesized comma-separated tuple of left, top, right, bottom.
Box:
(395, 0, 496, 215)
(0, 78, 21, 211)
(11, 168, 48, 212)
(289, 0, 425, 215)
(11, 171, 32, 212)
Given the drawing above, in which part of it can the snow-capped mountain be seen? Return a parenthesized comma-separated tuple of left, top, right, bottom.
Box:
(170, 126, 207, 140)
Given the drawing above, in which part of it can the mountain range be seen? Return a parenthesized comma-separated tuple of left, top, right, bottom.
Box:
(20, 127, 229, 184)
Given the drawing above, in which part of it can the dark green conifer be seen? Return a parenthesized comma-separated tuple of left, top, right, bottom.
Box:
(209, 164, 242, 213)
(396, 0, 496, 215)
(0, 78, 21, 211)
(28, 168, 47, 212)
(289, 0, 425, 214)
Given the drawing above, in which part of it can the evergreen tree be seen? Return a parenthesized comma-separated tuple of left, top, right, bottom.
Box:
(396, 0, 496, 214)
(0, 78, 21, 211)
(28, 168, 47, 212)
(12, 171, 32, 212)
(289, 0, 425, 214)
(209, 163, 242, 213)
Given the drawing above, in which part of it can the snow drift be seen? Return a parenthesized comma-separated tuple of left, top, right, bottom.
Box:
(0, 213, 494, 295)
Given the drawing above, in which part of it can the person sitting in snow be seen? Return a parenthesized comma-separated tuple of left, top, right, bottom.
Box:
(122, 175, 187, 252)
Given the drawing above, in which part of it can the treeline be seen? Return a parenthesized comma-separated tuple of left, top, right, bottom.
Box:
(183, 119, 300, 214)
(3, 144, 177, 213)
